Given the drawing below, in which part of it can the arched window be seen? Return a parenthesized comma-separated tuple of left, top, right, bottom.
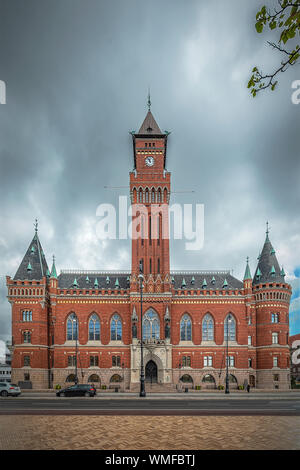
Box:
(88, 374, 100, 384)
(111, 314, 122, 341)
(157, 189, 161, 203)
(180, 374, 193, 383)
(202, 314, 214, 341)
(180, 314, 192, 341)
(143, 309, 160, 340)
(145, 188, 149, 203)
(152, 188, 155, 202)
(224, 314, 236, 341)
(110, 374, 122, 383)
(66, 374, 76, 383)
(23, 331, 31, 343)
(67, 313, 78, 341)
(89, 314, 100, 341)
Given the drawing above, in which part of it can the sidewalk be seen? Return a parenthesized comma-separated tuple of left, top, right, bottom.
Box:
(19, 390, 300, 400)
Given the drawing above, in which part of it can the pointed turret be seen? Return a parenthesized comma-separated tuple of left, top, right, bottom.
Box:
(136, 110, 163, 135)
(253, 223, 282, 285)
(50, 255, 57, 279)
(14, 220, 49, 280)
(243, 257, 252, 281)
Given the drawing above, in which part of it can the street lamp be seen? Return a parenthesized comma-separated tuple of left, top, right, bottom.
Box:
(138, 266, 146, 397)
(225, 314, 232, 394)
(74, 314, 79, 385)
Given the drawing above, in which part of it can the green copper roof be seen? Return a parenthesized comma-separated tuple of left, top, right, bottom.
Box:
(223, 278, 228, 288)
(73, 278, 78, 288)
(281, 267, 286, 277)
(202, 278, 207, 288)
(50, 256, 57, 279)
(86, 276, 89, 283)
(94, 278, 99, 287)
(211, 276, 216, 284)
(171, 276, 175, 283)
(31, 246, 35, 254)
(191, 276, 195, 284)
(270, 265, 276, 275)
(270, 248, 276, 255)
(256, 267, 262, 278)
(106, 276, 110, 284)
(115, 278, 120, 288)
(46, 268, 50, 277)
(27, 262, 32, 271)
(243, 257, 252, 281)
(181, 278, 186, 288)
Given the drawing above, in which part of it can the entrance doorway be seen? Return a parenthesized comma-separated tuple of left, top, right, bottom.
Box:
(145, 360, 158, 383)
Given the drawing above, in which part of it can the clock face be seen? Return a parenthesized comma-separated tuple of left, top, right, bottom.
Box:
(145, 156, 155, 167)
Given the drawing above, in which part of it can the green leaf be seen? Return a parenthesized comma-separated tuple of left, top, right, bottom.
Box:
(269, 21, 277, 30)
(256, 21, 264, 33)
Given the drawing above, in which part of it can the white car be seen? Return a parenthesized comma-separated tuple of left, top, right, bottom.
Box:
(0, 382, 21, 397)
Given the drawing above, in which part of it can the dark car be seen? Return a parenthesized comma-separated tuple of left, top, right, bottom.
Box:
(56, 384, 96, 397)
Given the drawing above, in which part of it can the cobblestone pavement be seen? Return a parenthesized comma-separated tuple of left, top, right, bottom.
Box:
(0, 415, 300, 450)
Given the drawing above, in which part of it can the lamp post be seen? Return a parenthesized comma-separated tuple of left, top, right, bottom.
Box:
(225, 314, 232, 394)
(75, 314, 78, 385)
(138, 267, 146, 397)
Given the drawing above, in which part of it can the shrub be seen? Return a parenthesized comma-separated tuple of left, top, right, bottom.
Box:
(217, 384, 224, 390)
(101, 385, 107, 390)
(238, 385, 244, 390)
(195, 385, 201, 390)
(55, 384, 61, 390)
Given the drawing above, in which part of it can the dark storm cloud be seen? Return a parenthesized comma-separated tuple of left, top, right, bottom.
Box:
(0, 0, 300, 340)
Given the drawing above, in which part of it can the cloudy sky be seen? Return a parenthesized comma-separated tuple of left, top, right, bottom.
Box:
(0, 0, 299, 343)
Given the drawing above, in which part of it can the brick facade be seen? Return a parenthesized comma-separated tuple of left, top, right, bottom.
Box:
(6, 108, 292, 390)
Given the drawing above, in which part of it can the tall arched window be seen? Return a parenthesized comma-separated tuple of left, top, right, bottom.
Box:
(89, 314, 100, 341)
(180, 314, 192, 341)
(143, 309, 160, 340)
(67, 313, 78, 340)
(139, 188, 143, 203)
(111, 314, 122, 341)
(202, 314, 214, 341)
(224, 314, 236, 341)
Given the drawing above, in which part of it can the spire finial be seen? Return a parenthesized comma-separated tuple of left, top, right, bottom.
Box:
(266, 221, 269, 235)
(147, 88, 151, 111)
(34, 218, 38, 234)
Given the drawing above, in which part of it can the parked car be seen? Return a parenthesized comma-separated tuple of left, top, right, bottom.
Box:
(0, 382, 21, 397)
(56, 384, 96, 397)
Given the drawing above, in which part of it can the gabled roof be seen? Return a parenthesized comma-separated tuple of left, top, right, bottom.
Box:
(58, 272, 130, 290)
(171, 272, 243, 290)
(253, 231, 283, 285)
(14, 231, 49, 280)
(136, 110, 163, 135)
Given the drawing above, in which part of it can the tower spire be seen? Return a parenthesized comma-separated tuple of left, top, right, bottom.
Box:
(266, 221, 269, 241)
(50, 254, 57, 279)
(147, 88, 151, 111)
(34, 218, 38, 234)
(243, 256, 252, 281)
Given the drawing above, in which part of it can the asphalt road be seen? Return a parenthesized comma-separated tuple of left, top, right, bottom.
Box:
(1, 397, 300, 415)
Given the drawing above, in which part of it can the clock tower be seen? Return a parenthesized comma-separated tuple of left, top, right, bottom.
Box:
(129, 103, 171, 290)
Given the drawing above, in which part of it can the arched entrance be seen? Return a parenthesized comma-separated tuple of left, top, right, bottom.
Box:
(145, 360, 158, 383)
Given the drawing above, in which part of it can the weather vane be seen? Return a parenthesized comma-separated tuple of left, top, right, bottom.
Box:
(147, 88, 151, 111)
(34, 218, 38, 233)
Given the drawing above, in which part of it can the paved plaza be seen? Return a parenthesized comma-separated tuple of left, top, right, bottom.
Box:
(0, 415, 300, 450)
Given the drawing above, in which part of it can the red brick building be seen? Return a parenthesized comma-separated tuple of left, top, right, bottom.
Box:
(6, 107, 292, 390)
